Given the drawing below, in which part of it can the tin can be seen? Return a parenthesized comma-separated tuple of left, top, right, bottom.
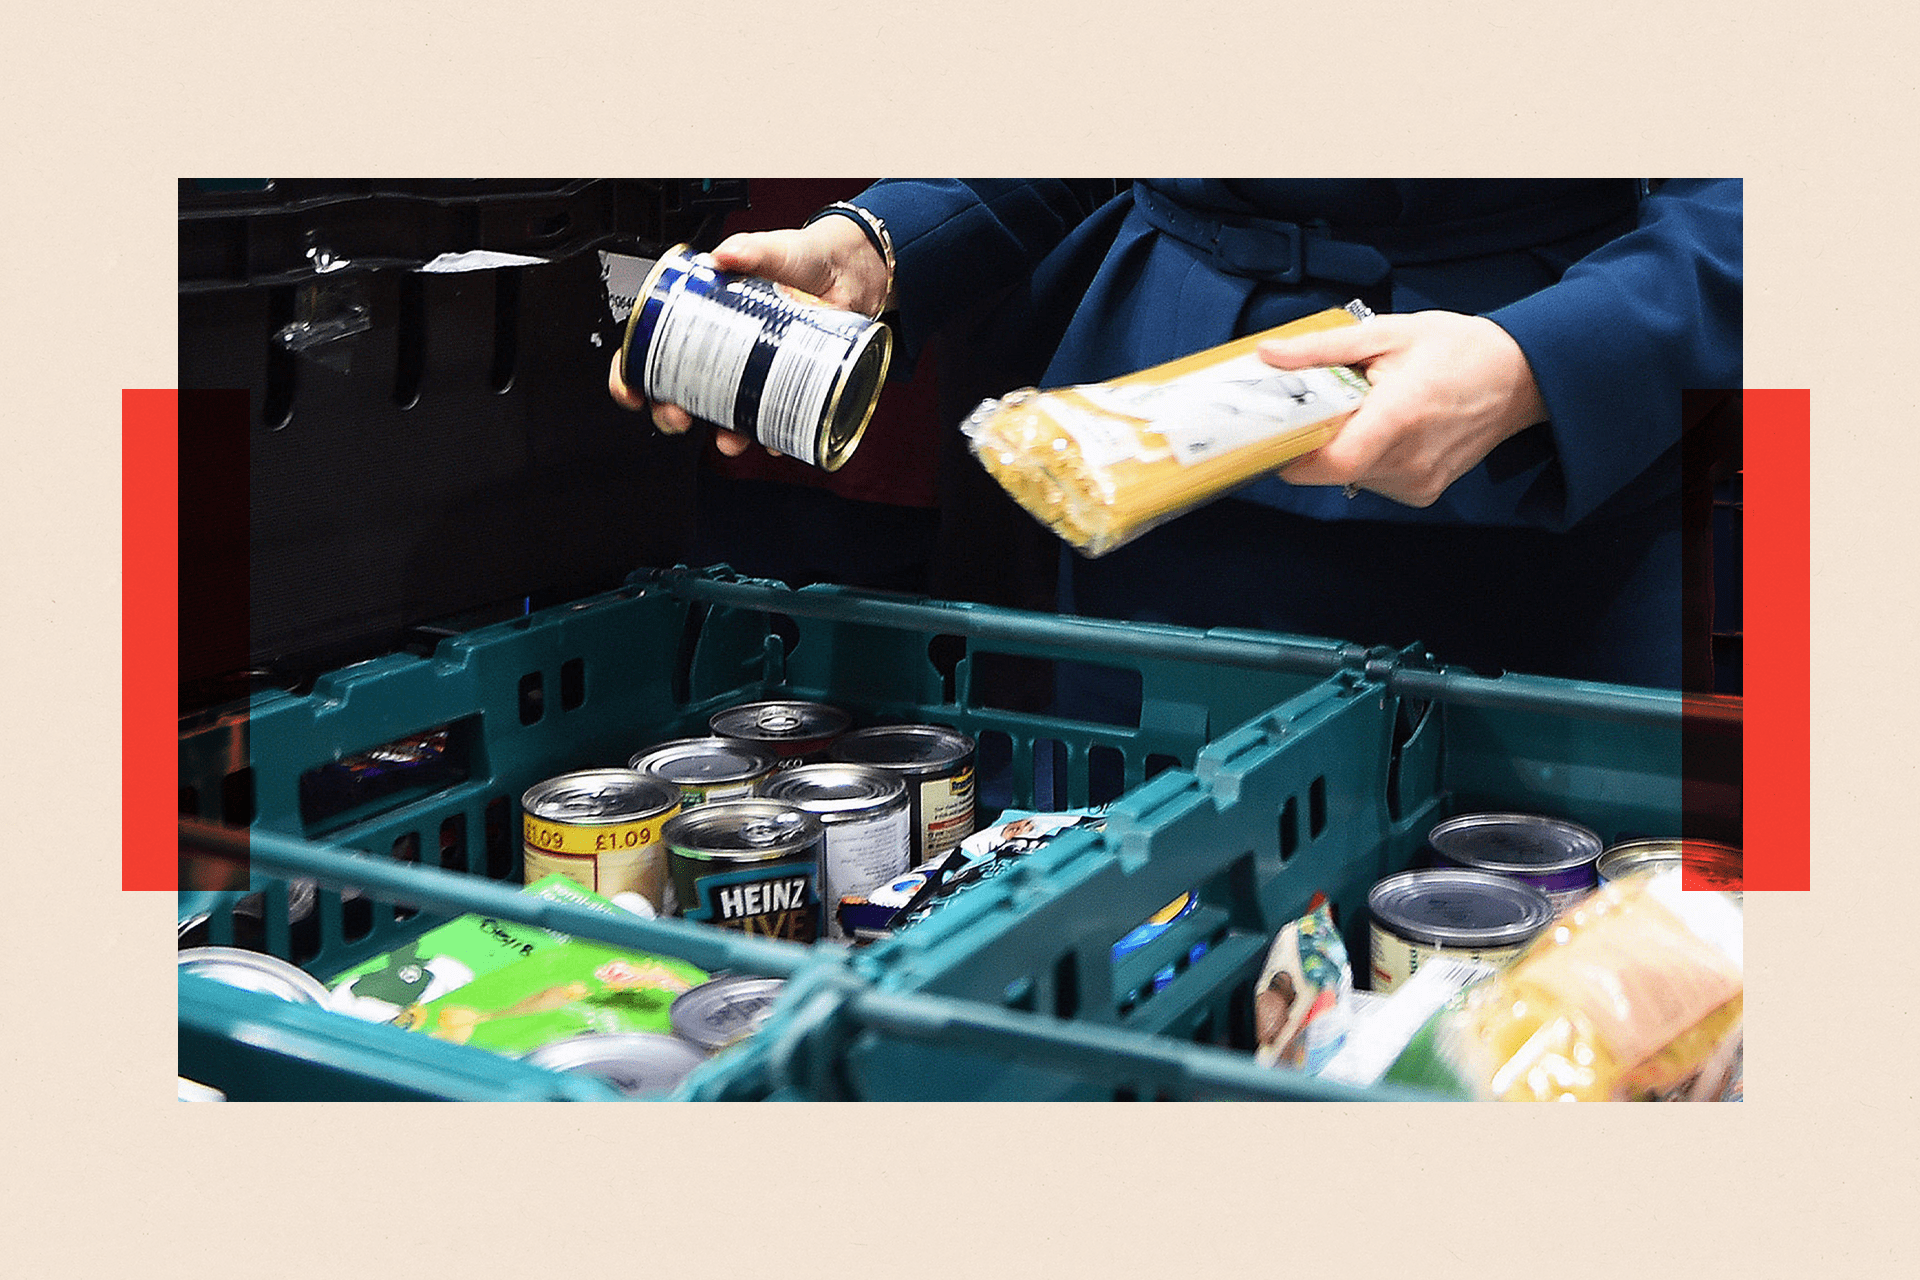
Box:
(629, 736, 780, 808)
(1427, 811, 1603, 912)
(523, 1032, 710, 1098)
(1597, 837, 1744, 901)
(829, 724, 978, 866)
(620, 244, 892, 471)
(1367, 868, 1556, 994)
(664, 799, 826, 943)
(760, 763, 913, 940)
(178, 946, 332, 1005)
(670, 975, 788, 1053)
(709, 699, 852, 765)
(521, 769, 683, 910)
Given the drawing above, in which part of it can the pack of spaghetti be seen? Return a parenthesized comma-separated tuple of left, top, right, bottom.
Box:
(961, 302, 1373, 557)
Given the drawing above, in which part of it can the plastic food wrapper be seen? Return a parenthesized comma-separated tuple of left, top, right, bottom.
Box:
(1381, 868, 1744, 1101)
(397, 941, 709, 1055)
(1316, 956, 1496, 1089)
(962, 302, 1374, 557)
(1253, 894, 1353, 1074)
(845, 808, 1110, 937)
(326, 874, 643, 1022)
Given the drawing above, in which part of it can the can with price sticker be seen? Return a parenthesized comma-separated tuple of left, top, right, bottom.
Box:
(619, 243, 892, 471)
(521, 769, 682, 911)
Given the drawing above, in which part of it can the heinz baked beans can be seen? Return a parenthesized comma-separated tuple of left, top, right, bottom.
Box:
(629, 736, 780, 808)
(521, 769, 682, 910)
(828, 724, 978, 866)
(1366, 868, 1556, 994)
(663, 799, 826, 943)
(760, 763, 913, 941)
(709, 699, 852, 766)
(1427, 811, 1604, 912)
(620, 244, 892, 472)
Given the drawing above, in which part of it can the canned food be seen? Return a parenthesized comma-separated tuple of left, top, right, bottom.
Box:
(1427, 811, 1603, 911)
(1367, 869, 1556, 994)
(523, 1032, 710, 1098)
(670, 975, 788, 1053)
(620, 244, 892, 471)
(709, 699, 852, 765)
(1597, 838, 1744, 901)
(629, 736, 780, 807)
(664, 799, 827, 943)
(521, 769, 683, 910)
(760, 763, 913, 940)
(177, 946, 332, 1005)
(828, 724, 978, 866)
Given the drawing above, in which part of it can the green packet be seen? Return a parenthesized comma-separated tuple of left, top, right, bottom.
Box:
(326, 874, 648, 1022)
(396, 942, 709, 1055)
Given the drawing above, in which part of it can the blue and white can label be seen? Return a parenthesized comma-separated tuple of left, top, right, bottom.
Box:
(621, 244, 892, 471)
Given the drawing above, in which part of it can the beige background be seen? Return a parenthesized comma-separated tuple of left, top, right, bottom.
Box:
(4, 4, 1912, 1275)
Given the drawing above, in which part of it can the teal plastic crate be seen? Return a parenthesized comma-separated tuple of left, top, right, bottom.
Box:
(177, 567, 1374, 1100)
(718, 662, 1739, 1101)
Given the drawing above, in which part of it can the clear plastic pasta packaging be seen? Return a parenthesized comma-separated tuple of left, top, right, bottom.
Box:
(1380, 868, 1745, 1101)
(962, 302, 1374, 557)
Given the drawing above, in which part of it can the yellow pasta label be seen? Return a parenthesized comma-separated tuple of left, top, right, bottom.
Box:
(522, 810, 675, 857)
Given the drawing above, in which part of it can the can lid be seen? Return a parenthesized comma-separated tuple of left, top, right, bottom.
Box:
(1598, 838, 1744, 893)
(523, 1032, 710, 1097)
(663, 799, 824, 858)
(830, 724, 976, 770)
(761, 763, 908, 815)
(629, 737, 780, 786)
(1368, 869, 1557, 949)
(710, 700, 852, 743)
(1428, 812, 1603, 875)
(670, 975, 788, 1051)
(522, 769, 681, 825)
(178, 946, 332, 1005)
(817, 321, 892, 473)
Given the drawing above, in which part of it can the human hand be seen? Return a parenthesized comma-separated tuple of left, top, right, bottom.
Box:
(607, 216, 892, 456)
(1258, 311, 1549, 507)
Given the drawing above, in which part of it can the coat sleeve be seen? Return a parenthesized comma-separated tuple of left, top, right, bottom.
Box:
(851, 180, 1124, 368)
(1485, 178, 1743, 527)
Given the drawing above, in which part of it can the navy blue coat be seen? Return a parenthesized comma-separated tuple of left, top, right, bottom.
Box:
(854, 179, 1743, 686)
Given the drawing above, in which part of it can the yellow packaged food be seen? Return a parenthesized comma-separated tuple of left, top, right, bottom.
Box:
(1387, 868, 1744, 1101)
(961, 302, 1373, 557)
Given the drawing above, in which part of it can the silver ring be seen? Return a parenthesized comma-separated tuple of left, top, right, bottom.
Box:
(1342, 483, 1361, 500)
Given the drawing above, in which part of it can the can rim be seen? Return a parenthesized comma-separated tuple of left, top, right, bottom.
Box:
(1427, 811, 1603, 875)
(1368, 868, 1557, 949)
(629, 736, 781, 785)
(662, 799, 825, 859)
(669, 975, 788, 1050)
(830, 724, 977, 770)
(521, 768, 683, 825)
(761, 762, 909, 815)
(817, 321, 892, 472)
(178, 946, 332, 1005)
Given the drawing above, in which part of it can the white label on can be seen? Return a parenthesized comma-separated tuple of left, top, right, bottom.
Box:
(822, 807, 914, 939)
(1369, 923, 1526, 995)
(1075, 355, 1367, 466)
(917, 765, 977, 865)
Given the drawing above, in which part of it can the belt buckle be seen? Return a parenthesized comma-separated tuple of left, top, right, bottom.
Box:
(1211, 219, 1304, 284)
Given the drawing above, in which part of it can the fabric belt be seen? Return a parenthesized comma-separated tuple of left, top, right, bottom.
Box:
(1132, 182, 1639, 287)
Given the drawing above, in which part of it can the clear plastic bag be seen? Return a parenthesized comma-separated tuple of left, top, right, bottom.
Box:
(962, 303, 1372, 556)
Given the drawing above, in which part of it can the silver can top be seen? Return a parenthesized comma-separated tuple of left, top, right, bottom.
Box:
(1368, 869, 1557, 951)
(829, 724, 976, 772)
(178, 946, 331, 1005)
(708, 700, 852, 745)
(522, 768, 681, 826)
(1427, 811, 1604, 876)
(663, 798, 825, 860)
(761, 762, 908, 819)
(670, 975, 788, 1052)
(523, 1032, 709, 1098)
(629, 736, 780, 787)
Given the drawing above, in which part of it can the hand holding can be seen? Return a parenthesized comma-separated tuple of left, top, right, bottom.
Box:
(608, 218, 893, 466)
